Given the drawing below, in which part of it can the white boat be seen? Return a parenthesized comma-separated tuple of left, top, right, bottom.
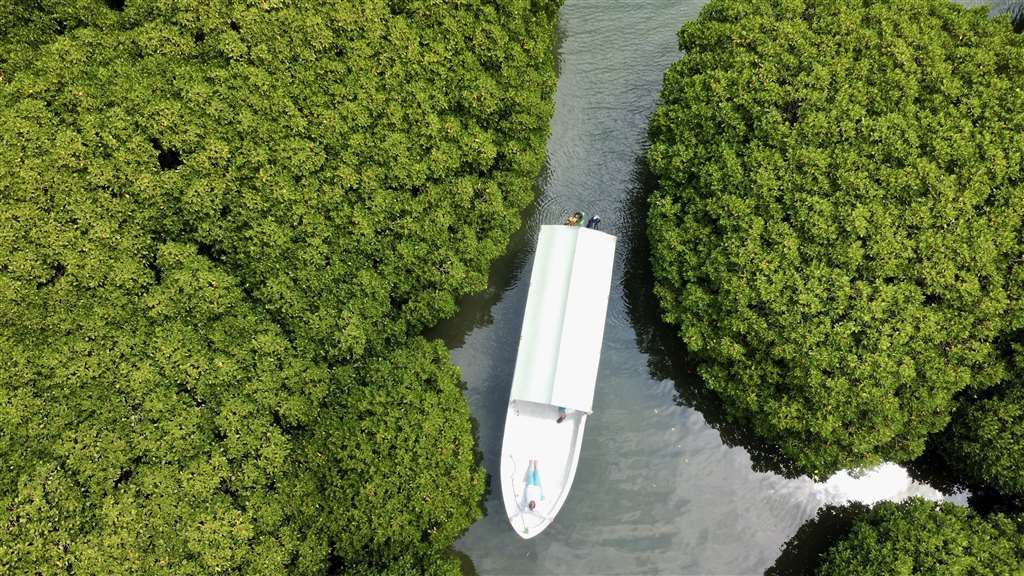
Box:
(500, 223, 617, 539)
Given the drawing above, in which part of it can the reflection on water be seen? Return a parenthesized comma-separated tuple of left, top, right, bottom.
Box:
(815, 464, 965, 507)
(427, 0, 1001, 574)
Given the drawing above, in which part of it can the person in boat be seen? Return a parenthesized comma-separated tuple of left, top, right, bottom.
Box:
(524, 459, 545, 511)
(564, 211, 583, 226)
(556, 406, 570, 423)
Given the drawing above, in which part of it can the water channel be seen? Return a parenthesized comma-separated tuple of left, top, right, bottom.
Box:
(428, 0, 1011, 573)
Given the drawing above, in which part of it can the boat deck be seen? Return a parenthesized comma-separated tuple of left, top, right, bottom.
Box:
(500, 399, 587, 539)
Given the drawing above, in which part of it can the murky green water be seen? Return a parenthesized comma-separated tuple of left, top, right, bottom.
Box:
(429, 1, 1008, 574)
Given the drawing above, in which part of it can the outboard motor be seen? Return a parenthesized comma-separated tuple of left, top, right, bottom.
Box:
(586, 215, 601, 230)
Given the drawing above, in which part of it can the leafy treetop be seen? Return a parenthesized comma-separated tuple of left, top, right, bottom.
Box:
(648, 0, 1024, 476)
(0, 0, 560, 573)
(817, 498, 1024, 576)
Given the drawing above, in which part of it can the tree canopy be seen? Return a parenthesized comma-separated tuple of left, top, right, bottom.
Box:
(1, 0, 559, 573)
(647, 0, 1024, 476)
(816, 498, 1024, 575)
(2, 0, 558, 363)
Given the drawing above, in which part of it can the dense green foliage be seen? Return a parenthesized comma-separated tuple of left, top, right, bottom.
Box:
(816, 498, 1024, 575)
(2, 0, 558, 363)
(1, 239, 329, 574)
(647, 0, 1024, 476)
(941, 343, 1024, 496)
(0, 0, 558, 573)
(310, 340, 485, 576)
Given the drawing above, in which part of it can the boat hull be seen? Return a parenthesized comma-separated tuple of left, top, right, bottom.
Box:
(499, 399, 587, 539)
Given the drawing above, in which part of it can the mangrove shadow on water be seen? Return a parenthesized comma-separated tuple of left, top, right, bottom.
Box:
(907, 435, 1024, 516)
(620, 153, 810, 480)
(447, 548, 479, 576)
(903, 436, 970, 499)
(1008, 0, 1024, 33)
(763, 503, 869, 576)
(965, 487, 1024, 516)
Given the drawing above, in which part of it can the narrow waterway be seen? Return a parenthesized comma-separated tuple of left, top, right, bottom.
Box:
(429, 0, 1006, 574)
